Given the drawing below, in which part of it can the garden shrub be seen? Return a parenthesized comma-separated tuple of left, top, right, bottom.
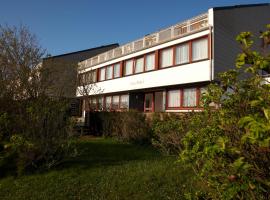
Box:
(179, 26, 270, 199)
(86, 110, 151, 144)
(0, 97, 77, 176)
(151, 113, 195, 155)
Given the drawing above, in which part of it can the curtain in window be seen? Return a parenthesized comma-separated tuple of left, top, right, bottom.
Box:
(175, 43, 189, 64)
(98, 97, 103, 110)
(92, 70, 97, 82)
(135, 57, 144, 73)
(120, 95, 129, 108)
(114, 63, 120, 78)
(106, 66, 113, 79)
(183, 88, 197, 107)
(112, 96, 119, 109)
(99, 68, 106, 81)
(145, 53, 155, 71)
(161, 48, 173, 68)
(124, 60, 133, 75)
(192, 38, 208, 61)
(168, 90, 180, 107)
(105, 96, 112, 109)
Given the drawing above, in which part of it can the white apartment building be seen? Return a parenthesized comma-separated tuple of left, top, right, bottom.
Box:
(77, 3, 270, 115)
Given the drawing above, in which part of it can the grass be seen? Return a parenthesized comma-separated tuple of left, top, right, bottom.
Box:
(0, 137, 197, 200)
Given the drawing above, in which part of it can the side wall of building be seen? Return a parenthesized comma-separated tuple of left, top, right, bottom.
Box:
(213, 4, 270, 77)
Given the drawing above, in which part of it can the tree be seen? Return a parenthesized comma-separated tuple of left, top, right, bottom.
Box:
(0, 24, 75, 176)
(179, 25, 270, 199)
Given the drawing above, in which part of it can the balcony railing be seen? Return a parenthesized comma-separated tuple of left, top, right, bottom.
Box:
(79, 12, 209, 70)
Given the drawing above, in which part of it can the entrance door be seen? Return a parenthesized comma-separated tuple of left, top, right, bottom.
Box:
(144, 93, 153, 112)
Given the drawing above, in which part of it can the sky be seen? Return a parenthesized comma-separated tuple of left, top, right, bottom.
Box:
(0, 0, 269, 56)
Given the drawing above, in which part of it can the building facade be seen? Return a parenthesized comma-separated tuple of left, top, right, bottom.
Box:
(77, 4, 270, 116)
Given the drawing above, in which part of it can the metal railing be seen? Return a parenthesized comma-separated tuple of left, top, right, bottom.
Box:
(79, 12, 209, 70)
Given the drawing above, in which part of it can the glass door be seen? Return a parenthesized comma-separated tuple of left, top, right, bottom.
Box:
(144, 93, 153, 112)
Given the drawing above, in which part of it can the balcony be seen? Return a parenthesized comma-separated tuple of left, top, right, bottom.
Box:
(79, 12, 209, 70)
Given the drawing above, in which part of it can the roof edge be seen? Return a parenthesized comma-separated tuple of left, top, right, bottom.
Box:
(213, 3, 270, 11)
(43, 43, 119, 60)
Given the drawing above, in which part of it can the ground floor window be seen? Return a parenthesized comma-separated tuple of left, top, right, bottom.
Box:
(183, 88, 197, 107)
(167, 90, 181, 108)
(166, 86, 205, 110)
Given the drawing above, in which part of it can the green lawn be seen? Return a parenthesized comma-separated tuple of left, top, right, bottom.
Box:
(0, 137, 197, 200)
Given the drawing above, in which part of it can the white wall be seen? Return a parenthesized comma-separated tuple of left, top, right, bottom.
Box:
(77, 60, 211, 96)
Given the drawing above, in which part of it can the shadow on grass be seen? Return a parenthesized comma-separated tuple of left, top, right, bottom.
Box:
(57, 137, 161, 170)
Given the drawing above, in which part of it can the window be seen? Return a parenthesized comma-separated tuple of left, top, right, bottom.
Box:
(145, 93, 153, 112)
(192, 38, 208, 61)
(120, 95, 129, 109)
(99, 68, 106, 81)
(105, 96, 112, 110)
(145, 53, 155, 71)
(124, 60, 133, 76)
(135, 57, 144, 73)
(91, 98, 97, 110)
(112, 96, 120, 110)
(114, 63, 120, 78)
(167, 90, 180, 107)
(183, 88, 197, 107)
(106, 65, 113, 80)
(98, 97, 103, 110)
(91, 70, 97, 83)
(175, 43, 189, 64)
(160, 48, 173, 68)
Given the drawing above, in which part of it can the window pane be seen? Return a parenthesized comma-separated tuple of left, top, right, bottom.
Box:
(120, 94, 129, 109)
(124, 60, 133, 76)
(112, 96, 119, 109)
(114, 63, 120, 78)
(183, 88, 197, 107)
(105, 96, 112, 109)
(145, 53, 155, 71)
(168, 90, 180, 107)
(175, 43, 189, 64)
(192, 38, 208, 61)
(98, 97, 103, 110)
(92, 70, 97, 82)
(135, 57, 144, 73)
(91, 98, 97, 109)
(161, 48, 173, 68)
(106, 66, 113, 80)
(99, 68, 106, 81)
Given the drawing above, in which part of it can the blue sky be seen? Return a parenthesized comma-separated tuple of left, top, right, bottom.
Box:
(0, 0, 268, 56)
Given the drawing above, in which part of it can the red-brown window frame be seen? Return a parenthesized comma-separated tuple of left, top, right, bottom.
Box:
(94, 34, 210, 82)
(166, 87, 204, 110)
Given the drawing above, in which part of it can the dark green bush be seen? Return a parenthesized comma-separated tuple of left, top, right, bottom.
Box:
(151, 113, 195, 155)
(86, 110, 151, 144)
(0, 97, 77, 176)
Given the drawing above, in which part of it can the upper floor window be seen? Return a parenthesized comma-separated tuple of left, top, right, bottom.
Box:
(183, 88, 197, 107)
(145, 53, 155, 71)
(167, 90, 180, 107)
(135, 57, 144, 74)
(175, 43, 189, 64)
(160, 48, 173, 68)
(192, 38, 208, 61)
(106, 65, 113, 80)
(99, 68, 106, 81)
(114, 63, 120, 78)
(124, 60, 133, 76)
